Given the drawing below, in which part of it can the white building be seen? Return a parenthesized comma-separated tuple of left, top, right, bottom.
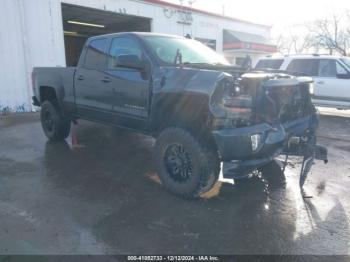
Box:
(0, 0, 276, 112)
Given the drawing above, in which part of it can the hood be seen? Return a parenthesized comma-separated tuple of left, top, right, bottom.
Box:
(154, 66, 243, 95)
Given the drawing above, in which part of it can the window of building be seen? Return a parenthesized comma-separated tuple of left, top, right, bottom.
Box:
(235, 57, 247, 67)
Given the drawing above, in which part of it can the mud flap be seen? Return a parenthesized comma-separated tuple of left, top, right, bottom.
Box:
(299, 156, 314, 188)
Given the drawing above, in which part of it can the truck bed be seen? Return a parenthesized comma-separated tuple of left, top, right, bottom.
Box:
(32, 67, 76, 107)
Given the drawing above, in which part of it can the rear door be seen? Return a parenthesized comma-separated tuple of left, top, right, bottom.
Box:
(313, 59, 350, 102)
(74, 38, 113, 119)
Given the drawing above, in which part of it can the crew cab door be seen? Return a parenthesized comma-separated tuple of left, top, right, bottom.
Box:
(313, 59, 350, 103)
(74, 38, 114, 119)
(104, 36, 151, 121)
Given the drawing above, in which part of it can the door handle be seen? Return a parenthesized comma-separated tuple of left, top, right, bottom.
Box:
(101, 77, 111, 83)
(316, 81, 324, 84)
(77, 75, 84, 81)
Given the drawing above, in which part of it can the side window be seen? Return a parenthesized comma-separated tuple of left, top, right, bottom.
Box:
(84, 39, 109, 71)
(255, 59, 284, 69)
(286, 59, 318, 76)
(108, 37, 142, 69)
(336, 61, 348, 75)
(318, 59, 337, 77)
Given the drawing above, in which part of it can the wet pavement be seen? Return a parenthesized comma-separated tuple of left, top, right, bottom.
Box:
(0, 109, 349, 255)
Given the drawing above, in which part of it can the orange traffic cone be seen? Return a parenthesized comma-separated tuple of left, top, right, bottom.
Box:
(71, 121, 84, 149)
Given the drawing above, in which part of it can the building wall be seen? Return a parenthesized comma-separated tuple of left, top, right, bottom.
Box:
(0, 0, 65, 113)
(0, 0, 271, 112)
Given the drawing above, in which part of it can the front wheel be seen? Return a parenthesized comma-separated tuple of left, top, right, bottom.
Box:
(154, 127, 220, 199)
(41, 100, 70, 141)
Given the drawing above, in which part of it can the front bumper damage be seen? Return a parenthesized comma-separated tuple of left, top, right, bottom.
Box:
(212, 113, 328, 187)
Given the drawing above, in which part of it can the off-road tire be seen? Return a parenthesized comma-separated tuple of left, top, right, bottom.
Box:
(154, 127, 220, 199)
(41, 100, 70, 141)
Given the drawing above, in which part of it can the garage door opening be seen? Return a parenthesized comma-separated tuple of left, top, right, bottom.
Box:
(62, 4, 152, 66)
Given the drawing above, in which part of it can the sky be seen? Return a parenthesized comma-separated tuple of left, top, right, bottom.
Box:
(163, 0, 350, 37)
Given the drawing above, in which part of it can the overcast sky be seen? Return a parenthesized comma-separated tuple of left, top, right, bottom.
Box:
(163, 0, 350, 36)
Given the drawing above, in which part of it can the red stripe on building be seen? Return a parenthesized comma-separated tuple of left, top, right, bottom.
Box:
(223, 42, 277, 52)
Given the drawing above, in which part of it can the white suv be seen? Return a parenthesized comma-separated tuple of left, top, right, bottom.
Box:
(254, 54, 350, 109)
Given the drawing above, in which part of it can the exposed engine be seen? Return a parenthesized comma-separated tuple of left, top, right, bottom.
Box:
(210, 72, 315, 129)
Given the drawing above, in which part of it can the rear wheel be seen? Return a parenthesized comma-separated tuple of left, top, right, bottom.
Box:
(154, 127, 220, 198)
(41, 100, 70, 141)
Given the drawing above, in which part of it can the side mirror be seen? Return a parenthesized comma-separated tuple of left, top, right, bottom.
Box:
(114, 55, 145, 71)
(336, 73, 350, 79)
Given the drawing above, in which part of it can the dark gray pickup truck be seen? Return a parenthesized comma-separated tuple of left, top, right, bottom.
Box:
(32, 32, 327, 198)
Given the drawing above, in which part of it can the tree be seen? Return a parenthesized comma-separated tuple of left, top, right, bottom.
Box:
(308, 13, 350, 56)
(274, 10, 350, 56)
(274, 25, 315, 55)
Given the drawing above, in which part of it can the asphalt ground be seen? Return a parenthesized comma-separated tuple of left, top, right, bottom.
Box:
(0, 108, 349, 255)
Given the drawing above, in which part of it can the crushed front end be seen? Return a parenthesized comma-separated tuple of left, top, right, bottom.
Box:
(209, 72, 328, 187)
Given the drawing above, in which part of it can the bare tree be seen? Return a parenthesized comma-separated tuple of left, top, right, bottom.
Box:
(274, 10, 350, 56)
(308, 13, 349, 56)
(274, 26, 314, 54)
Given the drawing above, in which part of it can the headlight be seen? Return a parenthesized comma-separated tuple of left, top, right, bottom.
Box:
(309, 83, 314, 95)
(210, 77, 253, 129)
(251, 134, 262, 151)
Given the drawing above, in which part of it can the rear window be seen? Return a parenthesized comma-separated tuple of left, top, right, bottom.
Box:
(255, 59, 284, 69)
(286, 59, 318, 76)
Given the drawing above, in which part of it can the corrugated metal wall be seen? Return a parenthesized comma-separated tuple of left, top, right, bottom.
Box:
(0, 0, 65, 113)
(0, 0, 30, 113)
(0, 0, 271, 113)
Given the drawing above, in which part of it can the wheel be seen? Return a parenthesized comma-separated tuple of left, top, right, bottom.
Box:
(154, 127, 220, 198)
(41, 100, 70, 141)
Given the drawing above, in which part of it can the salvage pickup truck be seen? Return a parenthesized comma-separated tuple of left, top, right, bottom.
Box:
(32, 32, 328, 198)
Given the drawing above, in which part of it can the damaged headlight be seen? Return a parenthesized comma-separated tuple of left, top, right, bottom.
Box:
(210, 76, 253, 129)
(217, 78, 252, 111)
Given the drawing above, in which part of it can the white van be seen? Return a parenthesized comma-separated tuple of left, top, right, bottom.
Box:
(254, 54, 350, 109)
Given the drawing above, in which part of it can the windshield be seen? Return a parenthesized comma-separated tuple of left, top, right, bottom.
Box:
(142, 36, 230, 66)
(340, 58, 350, 69)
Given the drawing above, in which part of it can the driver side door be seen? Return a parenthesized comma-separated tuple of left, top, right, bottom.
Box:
(103, 36, 151, 128)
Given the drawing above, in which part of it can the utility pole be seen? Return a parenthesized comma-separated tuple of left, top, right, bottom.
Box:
(188, 0, 196, 36)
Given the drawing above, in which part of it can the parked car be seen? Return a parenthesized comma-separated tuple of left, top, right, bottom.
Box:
(32, 33, 327, 198)
(255, 54, 350, 109)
